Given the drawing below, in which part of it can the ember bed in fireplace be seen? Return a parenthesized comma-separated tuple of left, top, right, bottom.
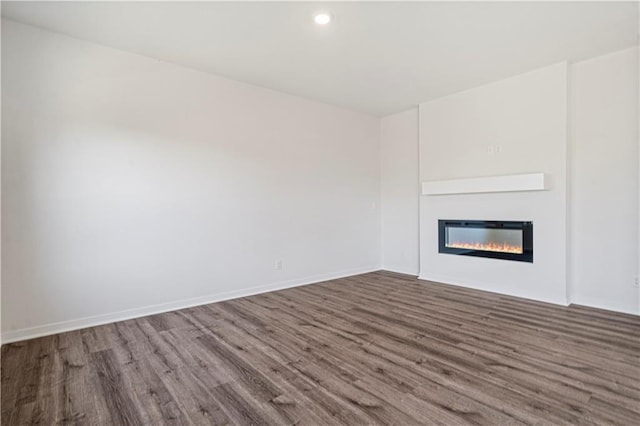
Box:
(438, 220, 533, 263)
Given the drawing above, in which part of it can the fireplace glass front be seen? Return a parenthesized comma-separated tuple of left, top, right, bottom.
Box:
(438, 220, 533, 262)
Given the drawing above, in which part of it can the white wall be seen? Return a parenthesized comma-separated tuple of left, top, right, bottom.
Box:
(569, 47, 639, 315)
(393, 49, 638, 314)
(1, 20, 381, 342)
(0, 18, 3, 343)
(380, 109, 419, 275)
(419, 63, 569, 305)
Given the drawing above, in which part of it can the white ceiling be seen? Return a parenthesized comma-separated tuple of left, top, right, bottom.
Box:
(2, 1, 638, 116)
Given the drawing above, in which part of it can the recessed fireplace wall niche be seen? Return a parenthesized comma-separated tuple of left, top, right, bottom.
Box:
(439, 220, 533, 263)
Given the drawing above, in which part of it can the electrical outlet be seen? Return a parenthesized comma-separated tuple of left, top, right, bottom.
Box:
(487, 144, 502, 155)
(634, 276, 639, 287)
(276, 260, 283, 270)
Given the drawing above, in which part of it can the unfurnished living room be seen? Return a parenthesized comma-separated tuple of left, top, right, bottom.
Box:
(1, 1, 639, 424)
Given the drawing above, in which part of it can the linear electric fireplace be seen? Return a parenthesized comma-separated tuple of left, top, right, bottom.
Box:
(439, 220, 533, 263)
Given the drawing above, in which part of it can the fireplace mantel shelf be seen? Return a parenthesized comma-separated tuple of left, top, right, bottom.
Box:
(422, 173, 548, 196)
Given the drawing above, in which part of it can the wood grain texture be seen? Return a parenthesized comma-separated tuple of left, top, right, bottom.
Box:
(2, 271, 639, 425)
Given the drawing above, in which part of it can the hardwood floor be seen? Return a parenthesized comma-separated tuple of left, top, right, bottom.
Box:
(2, 271, 639, 425)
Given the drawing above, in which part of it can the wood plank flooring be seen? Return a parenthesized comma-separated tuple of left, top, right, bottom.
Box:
(2, 271, 639, 425)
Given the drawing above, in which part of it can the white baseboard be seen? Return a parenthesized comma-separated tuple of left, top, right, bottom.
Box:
(1, 265, 380, 344)
(418, 274, 639, 316)
(380, 266, 419, 276)
(568, 296, 640, 316)
(417, 273, 569, 307)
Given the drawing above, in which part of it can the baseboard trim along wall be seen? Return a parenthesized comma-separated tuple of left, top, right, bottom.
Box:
(381, 266, 420, 276)
(1, 266, 380, 344)
(420, 272, 640, 316)
(418, 273, 570, 307)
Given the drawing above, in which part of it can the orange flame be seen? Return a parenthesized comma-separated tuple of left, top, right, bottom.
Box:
(446, 241, 523, 254)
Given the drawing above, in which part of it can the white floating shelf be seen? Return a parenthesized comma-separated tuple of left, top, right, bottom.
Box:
(422, 173, 548, 196)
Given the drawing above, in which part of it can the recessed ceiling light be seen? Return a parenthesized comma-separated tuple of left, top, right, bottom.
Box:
(313, 12, 332, 25)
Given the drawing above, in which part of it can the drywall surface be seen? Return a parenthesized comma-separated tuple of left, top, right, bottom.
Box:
(569, 47, 639, 314)
(380, 109, 419, 275)
(419, 63, 568, 305)
(0, 18, 3, 343)
(1, 20, 381, 341)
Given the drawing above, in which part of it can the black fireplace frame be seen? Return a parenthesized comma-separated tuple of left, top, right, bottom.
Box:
(438, 220, 533, 263)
